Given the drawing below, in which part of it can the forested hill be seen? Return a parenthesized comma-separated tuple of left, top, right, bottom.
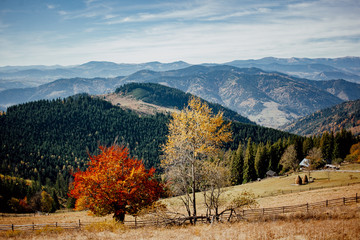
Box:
(114, 82, 255, 124)
(0, 94, 293, 190)
(281, 99, 360, 136)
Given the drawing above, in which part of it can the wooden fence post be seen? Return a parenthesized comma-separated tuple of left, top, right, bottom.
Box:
(79, 219, 81, 228)
(343, 197, 345, 205)
(356, 193, 358, 203)
(12, 224, 14, 231)
(326, 200, 328, 207)
(306, 203, 309, 213)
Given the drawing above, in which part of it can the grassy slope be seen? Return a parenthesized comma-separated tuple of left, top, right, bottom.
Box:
(2, 167, 359, 224)
(162, 169, 360, 215)
(1, 169, 359, 239)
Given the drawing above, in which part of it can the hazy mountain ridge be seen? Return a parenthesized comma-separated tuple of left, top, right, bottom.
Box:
(1, 65, 360, 127)
(119, 66, 358, 128)
(0, 77, 123, 110)
(0, 61, 190, 90)
(225, 56, 360, 83)
(281, 99, 360, 136)
(1, 57, 359, 91)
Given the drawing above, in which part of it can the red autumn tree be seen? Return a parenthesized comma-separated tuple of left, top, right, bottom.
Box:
(69, 145, 164, 222)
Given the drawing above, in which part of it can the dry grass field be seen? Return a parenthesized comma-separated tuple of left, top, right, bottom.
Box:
(161, 170, 360, 214)
(1, 204, 359, 240)
(1, 168, 360, 239)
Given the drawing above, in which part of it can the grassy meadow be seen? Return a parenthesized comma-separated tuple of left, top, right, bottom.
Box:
(1, 166, 360, 239)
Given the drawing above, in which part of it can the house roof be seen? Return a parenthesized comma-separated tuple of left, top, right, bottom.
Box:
(300, 158, 310, 167)
(266, 170, 276, 176)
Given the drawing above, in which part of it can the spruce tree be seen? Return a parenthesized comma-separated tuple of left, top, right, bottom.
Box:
(230, 142, 243, 185)
(255, 143, 267, 179)
(320, 132, 334, 161)
(243, 138, 256, 183)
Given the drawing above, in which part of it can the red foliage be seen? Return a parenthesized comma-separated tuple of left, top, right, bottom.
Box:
(69, 145, 163, 221)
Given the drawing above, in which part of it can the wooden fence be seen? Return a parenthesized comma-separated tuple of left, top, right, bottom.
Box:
(255, 181, 360, 198)
(236, 193, 359, 220)
(1, 193, 358, 231)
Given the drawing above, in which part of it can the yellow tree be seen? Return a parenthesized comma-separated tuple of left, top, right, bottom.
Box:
(162, 97, 231, 223)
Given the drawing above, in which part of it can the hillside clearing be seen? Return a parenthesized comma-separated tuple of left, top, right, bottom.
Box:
(162, 170, 360, 214)
(101, 93, 177, 115)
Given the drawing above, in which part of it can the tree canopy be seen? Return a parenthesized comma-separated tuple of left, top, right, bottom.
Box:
(69, 145, 163, 222)
(162, 97, 231, 222)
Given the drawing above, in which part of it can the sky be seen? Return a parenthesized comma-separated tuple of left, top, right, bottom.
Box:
(0, 0, 359, 66)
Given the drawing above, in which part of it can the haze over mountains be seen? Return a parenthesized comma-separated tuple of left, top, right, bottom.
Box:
(1, 57, 360, 128)
(1, 57, 359, 90)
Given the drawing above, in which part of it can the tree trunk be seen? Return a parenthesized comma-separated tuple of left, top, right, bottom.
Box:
(192, 162, 197, 224)
(113, 212, 125, 222)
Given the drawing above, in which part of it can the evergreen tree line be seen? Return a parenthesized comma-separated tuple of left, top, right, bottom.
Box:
(226, 129, 357, 185)
(0, 95, 292, 200)
(1, 94, 356, 209)
(0, 95, 168, 195)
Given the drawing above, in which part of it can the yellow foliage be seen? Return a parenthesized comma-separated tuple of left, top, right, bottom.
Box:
(162, 96, 232, 167)
(346, 142, 360, 162)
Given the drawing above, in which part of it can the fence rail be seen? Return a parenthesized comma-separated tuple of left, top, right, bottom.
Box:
(257, 181, 360, 198)
(0, 193, 359, 231)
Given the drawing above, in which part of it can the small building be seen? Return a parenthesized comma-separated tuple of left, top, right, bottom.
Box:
(300, 158, 310, 168)
(266, 170, 277, 178)
(325, 164, 340, 170)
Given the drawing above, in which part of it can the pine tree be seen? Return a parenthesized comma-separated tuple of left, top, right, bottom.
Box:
(268, 139, 282, 173)
(332, 132, 341, 160)
(51, 190, 60, 212)
(255, 143, 267, 179)
(243, 138, 256, 183)
(320, 132, 334, 161)
(302, 137, 314, 157)
(230, 142, 243, 185)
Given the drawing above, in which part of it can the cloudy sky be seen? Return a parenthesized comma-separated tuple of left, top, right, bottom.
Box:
(0, 0, 359, 66)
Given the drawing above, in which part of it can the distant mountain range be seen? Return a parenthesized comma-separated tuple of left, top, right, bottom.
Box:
(1, 57, 359, 92)
(0, 61, 190, 90)
(226, 57, 360, 83)
(281, 99, 360, 136)
(1, 65, 359, 128)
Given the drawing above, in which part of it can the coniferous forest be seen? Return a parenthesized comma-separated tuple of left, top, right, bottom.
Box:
(0, 93, 358, 212)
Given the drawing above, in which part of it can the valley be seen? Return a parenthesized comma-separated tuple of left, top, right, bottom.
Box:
(1, 61, 360, 128)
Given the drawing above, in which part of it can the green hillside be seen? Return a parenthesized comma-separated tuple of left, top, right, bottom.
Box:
(0, 94, 293, 189)
(115, 82, 255, 124)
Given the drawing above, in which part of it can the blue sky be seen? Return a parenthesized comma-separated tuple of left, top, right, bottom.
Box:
(0, 0, 359, 66)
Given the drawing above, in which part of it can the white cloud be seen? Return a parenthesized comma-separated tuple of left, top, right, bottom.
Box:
(46, 4, 56, 9)
(1, 0, 360, 66)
